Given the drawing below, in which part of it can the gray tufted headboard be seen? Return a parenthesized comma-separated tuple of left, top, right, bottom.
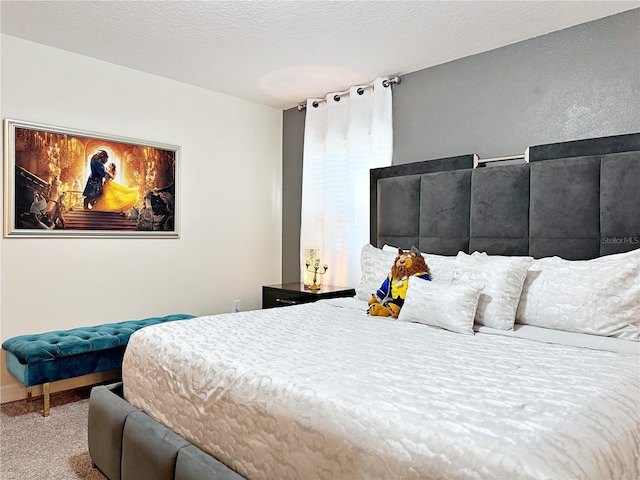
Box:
(371, 133, 640, 260)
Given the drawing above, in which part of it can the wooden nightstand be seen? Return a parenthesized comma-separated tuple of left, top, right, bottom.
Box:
(262, 283, 356, 309)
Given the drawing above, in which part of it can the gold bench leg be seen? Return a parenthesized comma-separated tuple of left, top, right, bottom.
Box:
(43, 383, 50, 417)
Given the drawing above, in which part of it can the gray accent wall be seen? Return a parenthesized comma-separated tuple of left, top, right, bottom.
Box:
(282, 8, 640, 283)
(282, 107, 306, 283)
(393, 8, 640, 163)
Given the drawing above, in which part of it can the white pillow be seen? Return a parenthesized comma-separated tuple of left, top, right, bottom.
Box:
(424, 254, 456, 283)
(516, 249, 640, 340)
(398, 277, 483, 335)
(454, 252, 533, 330)
(355, 244, 397, 301)
(382, 244, 456, 283)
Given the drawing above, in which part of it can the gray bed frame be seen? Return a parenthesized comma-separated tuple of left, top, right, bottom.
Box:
(371, 132, 640, 258)
(88, 132, 640, 480)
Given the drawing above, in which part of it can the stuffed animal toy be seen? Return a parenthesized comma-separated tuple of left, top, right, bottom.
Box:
(368, 247, 431, 318)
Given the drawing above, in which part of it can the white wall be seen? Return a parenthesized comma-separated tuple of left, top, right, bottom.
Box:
(0, 35, 283, 401)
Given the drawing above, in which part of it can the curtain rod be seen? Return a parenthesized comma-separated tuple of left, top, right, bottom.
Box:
(297, 75, 401, 111)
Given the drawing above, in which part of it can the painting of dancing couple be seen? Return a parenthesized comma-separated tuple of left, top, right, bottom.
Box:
(4, 119, 180, 237)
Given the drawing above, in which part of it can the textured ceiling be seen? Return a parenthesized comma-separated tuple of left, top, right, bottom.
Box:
(1, 1, 638, 110)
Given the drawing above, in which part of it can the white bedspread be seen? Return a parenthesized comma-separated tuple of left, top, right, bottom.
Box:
(123, 300, 640, 480)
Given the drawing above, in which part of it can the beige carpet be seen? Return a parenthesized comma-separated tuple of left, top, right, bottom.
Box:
(0, 388, 107, 480)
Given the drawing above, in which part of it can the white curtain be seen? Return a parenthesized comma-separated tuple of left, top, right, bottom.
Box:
(300, 77, 393, 288)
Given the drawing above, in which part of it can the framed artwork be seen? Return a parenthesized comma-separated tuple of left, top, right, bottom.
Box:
(3, 119, 180, 238)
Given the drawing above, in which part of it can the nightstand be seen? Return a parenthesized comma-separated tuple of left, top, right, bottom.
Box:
(262, 283, 356, 309)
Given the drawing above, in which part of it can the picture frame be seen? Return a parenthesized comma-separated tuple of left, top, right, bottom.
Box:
(3, 118, 181, 238)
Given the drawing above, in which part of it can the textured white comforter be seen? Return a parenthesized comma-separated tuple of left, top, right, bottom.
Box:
(123, 300, 640, 480)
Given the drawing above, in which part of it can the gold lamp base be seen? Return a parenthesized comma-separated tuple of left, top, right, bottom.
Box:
(304, 261, 328, 291)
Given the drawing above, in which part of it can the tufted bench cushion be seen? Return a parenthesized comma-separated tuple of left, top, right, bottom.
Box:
(2, 314, 195, 415)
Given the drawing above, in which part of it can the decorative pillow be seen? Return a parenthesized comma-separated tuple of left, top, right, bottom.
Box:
(454, 252, 533, 330)
(423, 254, 456, 283)
(516, 249, 640, 340)
(355, 244, 397, 301)
(383, 244, 455, 283)
(398, 277, 483, 335)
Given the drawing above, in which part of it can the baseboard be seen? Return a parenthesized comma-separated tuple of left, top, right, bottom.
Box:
(1, 370, 121, 404)
(1, 383, 28, 403)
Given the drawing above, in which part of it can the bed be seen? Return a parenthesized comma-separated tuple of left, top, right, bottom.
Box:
(89, 132, 640, 480)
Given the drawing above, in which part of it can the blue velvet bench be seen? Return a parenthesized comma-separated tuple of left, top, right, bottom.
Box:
(2, 314, 195, 416)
